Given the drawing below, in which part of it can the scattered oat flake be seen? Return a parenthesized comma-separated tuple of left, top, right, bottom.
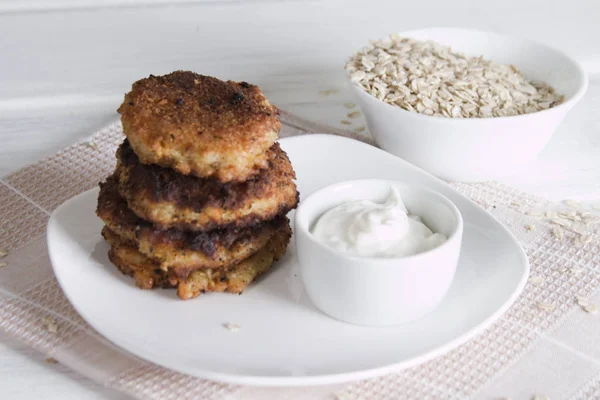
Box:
(581, 235, 593, 244)
(560, 267, 582, 275)
(526, 211, 543, 218)
(85, 141, 98, 150)
(570, 268, 584, 275)
(42, 317, 58, 333)
(551, 218, 570, 227)
(347, 111, 361, 119)
(344, 102, 356, 109)
(511, 201, 522, 207)
(563, 199, 581, 208)
(334, 394, 350, 400)
(576, 295, 590, 307)
(530, 276, 543, 285)
(536, 302, 555, 312)
(319, 89, 339, 96)
(583, 304, 599, 314)
(354, 125, 366, 133)
(0, 261, 7, 268)
(45, 357, 58, 364)
(223, 323, 240, 332)
(340, 120, 352, 125)
(0, 248, 7, 258)
(551, 228, 564, 239)
(525, 224, 535, 231)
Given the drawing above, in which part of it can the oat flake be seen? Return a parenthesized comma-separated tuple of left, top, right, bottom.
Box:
(569, 268, 584, 275)
(576, 295, 590, 307)
(319, 89, 339, 96)
(536, 302, 555, 312)
(85, 141, 98, 151)
(581, 235, 593, 245)
(345, 36, 563, 118)
(551, 228, 564, 239)
(546, 211, 558, 219)
(551, 218, 570, 228)
(223, 323, 240, 332)
(583, 304, 599, 314)
(562, 199, 581, 208)
(42, 317, 58, 333)
(526, 211, 543, 218)
(529, 276, 543, 285)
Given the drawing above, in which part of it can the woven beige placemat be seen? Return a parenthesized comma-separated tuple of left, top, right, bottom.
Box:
(0, 111, 599, 399)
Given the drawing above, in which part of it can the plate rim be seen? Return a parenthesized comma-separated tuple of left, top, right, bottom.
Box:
(48, 133, 530, 387)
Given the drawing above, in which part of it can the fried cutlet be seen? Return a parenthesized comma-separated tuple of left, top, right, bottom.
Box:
(116, 139, 298, 231)
(103, 224, 291, 300)
(117, 71, 279, 182)
(97, 175, 286, 271)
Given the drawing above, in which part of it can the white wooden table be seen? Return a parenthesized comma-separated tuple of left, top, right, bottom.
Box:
(1, 1, 599, 398)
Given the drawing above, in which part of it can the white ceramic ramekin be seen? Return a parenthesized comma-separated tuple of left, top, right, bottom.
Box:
(294, 179, 463, 326)
(347, 27, 588, 182)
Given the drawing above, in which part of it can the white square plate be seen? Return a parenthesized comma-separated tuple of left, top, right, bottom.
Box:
(47, 134, 528, 386)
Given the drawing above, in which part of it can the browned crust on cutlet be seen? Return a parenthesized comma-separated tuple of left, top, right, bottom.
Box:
(117, 71, 280, 182)
(116, 139, 298, 231)
(105, 227, 176, 290)
(97, 175, 286, 271)
(103, 224, 291, 300)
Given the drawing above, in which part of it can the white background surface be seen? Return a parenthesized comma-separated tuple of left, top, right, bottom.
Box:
(1, 0, 599, 398)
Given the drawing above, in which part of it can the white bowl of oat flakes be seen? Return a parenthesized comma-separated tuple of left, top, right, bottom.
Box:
(345, 27, 588, 182)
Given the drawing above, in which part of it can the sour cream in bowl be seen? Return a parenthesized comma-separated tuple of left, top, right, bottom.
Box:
(294, 180, 463, 326)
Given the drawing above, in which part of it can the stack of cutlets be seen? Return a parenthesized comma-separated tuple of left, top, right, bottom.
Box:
(96, 71, 299, 300)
